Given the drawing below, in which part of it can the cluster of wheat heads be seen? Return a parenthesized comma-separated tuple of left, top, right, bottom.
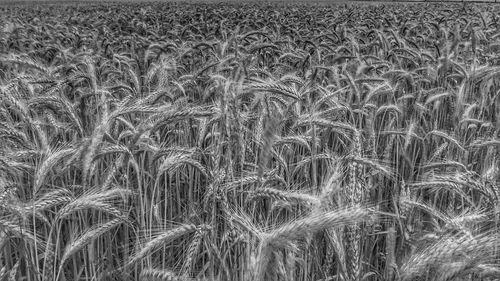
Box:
(0, 1, 499, 281)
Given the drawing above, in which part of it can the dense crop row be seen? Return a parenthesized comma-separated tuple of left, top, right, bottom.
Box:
(0, 2, 499, 281)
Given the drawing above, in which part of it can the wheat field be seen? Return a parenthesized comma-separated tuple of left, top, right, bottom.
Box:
(0, 1, 499, 281)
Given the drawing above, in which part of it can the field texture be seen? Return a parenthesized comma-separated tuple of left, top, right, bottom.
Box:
(0, 2, 500, 281)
